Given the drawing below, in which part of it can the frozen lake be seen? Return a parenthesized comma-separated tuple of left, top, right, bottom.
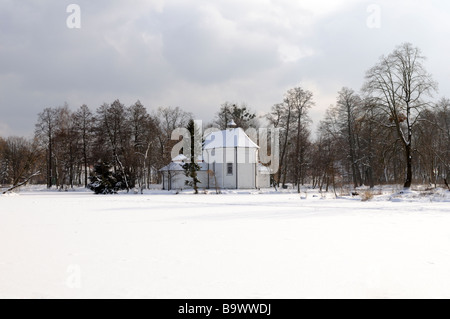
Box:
(1, 188, 450, 299)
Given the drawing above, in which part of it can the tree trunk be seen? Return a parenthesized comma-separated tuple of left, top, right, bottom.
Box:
(47, 134, 53, 188)
(404, 103, 413, 189)
(346, 102, 360, 188)
(114, 151, 130, 192)
(3, 171, 40, 194)
(295, 112, 302, 193)
(83, 135, 88, 188)
(278, 107, 291, 187)
(282, 163, 288, 187)
(404, 144, 413, 188)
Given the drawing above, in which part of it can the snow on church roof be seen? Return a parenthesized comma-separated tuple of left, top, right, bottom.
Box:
(172, 154, 188, 163)
(203, 128, 259, 150)
(159, 162, 184, 172)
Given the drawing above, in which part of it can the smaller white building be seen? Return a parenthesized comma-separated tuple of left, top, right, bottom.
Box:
(159, 154, 188, 191)
(160, 123, 271, 191)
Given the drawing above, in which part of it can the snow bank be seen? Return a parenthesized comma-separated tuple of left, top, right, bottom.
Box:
(4, 184, 450, 202)
(0, 192, 20, 197)
(374, 187, 450, 203)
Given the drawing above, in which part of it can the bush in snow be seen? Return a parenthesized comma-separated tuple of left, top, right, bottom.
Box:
(360, 191, 374, 202)
(88, 162, 128, 194)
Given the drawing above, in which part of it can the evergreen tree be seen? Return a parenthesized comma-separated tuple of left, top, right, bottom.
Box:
(214, 102, 258, 130)
(88, 161, 128, 194)
(182, 120, 202, 194)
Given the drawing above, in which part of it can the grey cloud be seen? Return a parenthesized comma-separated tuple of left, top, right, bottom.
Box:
(156, 3, 280, 84)
(1, 0, 449, 138)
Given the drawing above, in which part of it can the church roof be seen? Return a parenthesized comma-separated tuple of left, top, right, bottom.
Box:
(159, 162, 184, 172)
(203, 128, 259, 150)
(172, 154, 188, 163)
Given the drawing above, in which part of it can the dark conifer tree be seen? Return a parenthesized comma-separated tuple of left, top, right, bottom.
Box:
(182, 120, 202, 194)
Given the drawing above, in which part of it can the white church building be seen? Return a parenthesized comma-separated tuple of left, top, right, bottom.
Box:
(160, 122, 271, 191)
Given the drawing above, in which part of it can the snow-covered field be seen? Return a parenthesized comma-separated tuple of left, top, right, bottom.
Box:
(1, 186, 450, 299)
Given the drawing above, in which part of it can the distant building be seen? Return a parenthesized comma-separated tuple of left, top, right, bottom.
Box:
(160, 122, 271, 191)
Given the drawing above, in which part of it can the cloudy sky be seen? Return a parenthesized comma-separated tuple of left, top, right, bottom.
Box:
(1, 0, 450, 137)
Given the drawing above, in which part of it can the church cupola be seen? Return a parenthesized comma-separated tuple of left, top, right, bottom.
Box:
(227, 119, 237, 129)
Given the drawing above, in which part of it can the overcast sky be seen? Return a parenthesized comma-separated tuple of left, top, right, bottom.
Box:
(1, 0, 450, 137)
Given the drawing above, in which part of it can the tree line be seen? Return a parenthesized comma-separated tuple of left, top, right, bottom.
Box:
(0, 100, 260, 193)
(1, 43, 449, 193)
(268, 43, 449, 191)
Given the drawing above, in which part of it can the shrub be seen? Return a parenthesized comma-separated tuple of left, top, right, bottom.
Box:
(360, 191, 374, 202)
(88, 162, 128, 194)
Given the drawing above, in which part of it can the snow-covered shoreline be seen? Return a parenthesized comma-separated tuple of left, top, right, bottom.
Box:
(2, 184, 450, 202)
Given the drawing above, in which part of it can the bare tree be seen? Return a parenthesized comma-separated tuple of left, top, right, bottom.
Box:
(267, 87, 313, 189)
(267, 101, 293, 188)
(157, 106, 192, 141)
(336, 88, 363, 188)
(421, 98, 450, 186)
(96, 100, 131, 192)
(157, 106, 193, 168)
(128, 101, 161, 191)
(1, 137, 42, 193)
(144, 116, 163, 185)
(0, 137, 6, 185)
(52, 105, 78, 189)
(73, 105, 94, 187)
(286, 87, 314, 192)
(436, 99, 450, 185)
(359, 97, 386, 188)
(128, 101, 147, 191)
(315, 106, 345, 192)
(314, 115, 342, 193)
(363, 43, 437, 188)
(35, 107, 58, 188)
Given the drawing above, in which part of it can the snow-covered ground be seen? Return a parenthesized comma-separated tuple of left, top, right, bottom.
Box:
(1, 186, 450, 299)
